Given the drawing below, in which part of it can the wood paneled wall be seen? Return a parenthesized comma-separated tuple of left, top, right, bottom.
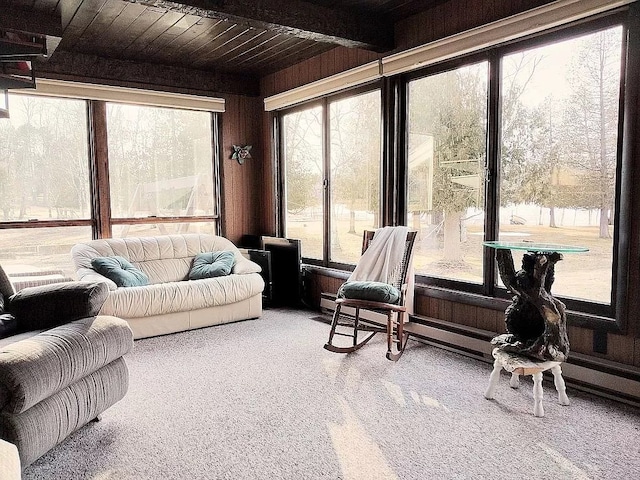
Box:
(219, 94, 264, 244)
(394, 0, 554, 51)
(308, 270, 640, 369)
(260, 0, 552, 98)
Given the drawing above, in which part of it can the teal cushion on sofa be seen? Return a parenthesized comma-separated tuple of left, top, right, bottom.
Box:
(189, 251, 236, 280)
(338, 281, 401, 304)
(91, 256, 149, 288)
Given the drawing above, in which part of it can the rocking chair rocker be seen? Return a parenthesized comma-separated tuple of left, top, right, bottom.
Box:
(324, 227, 417, 361)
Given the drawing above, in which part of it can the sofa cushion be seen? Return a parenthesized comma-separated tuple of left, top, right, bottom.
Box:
(338, 281, 401, 304)
(8, 282, 109, 332)
(189, 251, 236, 280)
(91, 256, 150, 287)
(100, 273, 264, 318)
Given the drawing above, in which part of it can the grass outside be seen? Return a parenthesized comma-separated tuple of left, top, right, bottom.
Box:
(287, 212, 613, 304)
(0, 208, 612, 304)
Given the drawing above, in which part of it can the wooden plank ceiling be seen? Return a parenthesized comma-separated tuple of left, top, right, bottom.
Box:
(1, 0, 439, 95)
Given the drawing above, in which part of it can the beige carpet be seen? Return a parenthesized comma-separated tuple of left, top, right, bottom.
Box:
(23, 308, 640, 479)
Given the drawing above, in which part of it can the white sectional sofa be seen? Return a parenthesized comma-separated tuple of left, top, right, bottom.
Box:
(71, 234, 264, 339)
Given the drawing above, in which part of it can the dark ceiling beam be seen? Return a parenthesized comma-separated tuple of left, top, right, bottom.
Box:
(125, 0, 395, 52)
(35, 50, 260, 97)
(0, 7, 63, 38)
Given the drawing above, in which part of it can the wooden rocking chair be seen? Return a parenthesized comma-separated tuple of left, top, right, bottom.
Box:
(324, 228, 417, 361)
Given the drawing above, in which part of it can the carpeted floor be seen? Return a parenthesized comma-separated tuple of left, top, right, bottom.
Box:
(23, 308, 640, 479)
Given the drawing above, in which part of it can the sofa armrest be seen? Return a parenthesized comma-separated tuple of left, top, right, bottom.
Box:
(0, 315, 133, 414)
(232, 257, 262, 275)
(76, 267, 118, 290)
(8, 281, 109, 332)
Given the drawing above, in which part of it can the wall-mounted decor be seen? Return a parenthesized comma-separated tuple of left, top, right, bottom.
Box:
(231, 145, 252, 164)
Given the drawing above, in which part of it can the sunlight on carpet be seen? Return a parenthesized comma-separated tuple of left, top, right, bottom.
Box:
(328, 398, 397, 480)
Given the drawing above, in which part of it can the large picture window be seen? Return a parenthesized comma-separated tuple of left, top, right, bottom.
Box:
(400, 20, 625, 316)
(329, 90, 381, 265)
(282, 105, 323, 259)
(0, 94, 221, 282)
(276, 14, 628, 324)
(0, 94, 91, 277)
(281, 88, 382, 265)
(499, 26, 623, 304)
(407, 62, 488, 284)
(107, 103, 217, 237)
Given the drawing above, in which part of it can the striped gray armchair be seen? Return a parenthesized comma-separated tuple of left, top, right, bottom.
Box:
(0, 265, 133, 468)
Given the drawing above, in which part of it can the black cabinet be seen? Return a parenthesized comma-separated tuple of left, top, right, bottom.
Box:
(240, 236, 302, 308)
(260, 237, 302, 308)
(246, 249, 273, 306)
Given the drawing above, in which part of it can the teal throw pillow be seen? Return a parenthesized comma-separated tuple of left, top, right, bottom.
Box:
(338, 281, 401, 304)
(91, 256, 150, 288)
(189, 251, 236, 280)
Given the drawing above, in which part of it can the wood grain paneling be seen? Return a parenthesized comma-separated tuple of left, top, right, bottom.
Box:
(260, 46, 379, 98)
(452, 302, 477, 328)
(37, 50, 259, 97)
(260, 0, 553, 99)
(394, 0, 554, 51)
(219, 94, 264, 244)
(607, 333, 637, 364)
(476, 306, 501, 333)
(568, 325, 595, 356)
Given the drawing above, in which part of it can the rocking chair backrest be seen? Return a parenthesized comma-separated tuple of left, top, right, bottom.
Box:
(362, 229, 417, 291)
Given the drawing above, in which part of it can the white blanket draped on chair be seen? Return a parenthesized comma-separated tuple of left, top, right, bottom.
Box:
(347, 226, 415, 315)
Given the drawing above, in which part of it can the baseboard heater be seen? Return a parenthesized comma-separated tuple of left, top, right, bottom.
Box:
(320, 293, 640, 407)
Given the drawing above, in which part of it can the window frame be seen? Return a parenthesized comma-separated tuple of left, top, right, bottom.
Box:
(0, 95, 223, 262)
(277, 82, 384, 270)
(399, 12, 631, 330)
(99, 100, 221, 238)
(274, 11, 634, 332)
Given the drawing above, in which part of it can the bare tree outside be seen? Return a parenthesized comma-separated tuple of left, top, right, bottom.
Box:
(329, 91, 381, 264)
(499, 26, 623, 303)
(282, 106, 323, 259)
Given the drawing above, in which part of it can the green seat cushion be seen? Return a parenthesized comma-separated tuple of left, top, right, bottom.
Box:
(338, 281, 401, 304)
(91, 256, 150, 288)
(189, 251, 236, 280)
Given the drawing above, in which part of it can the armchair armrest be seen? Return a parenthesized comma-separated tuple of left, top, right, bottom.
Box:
(8, 282, 108, 332)
(0, 315, 133, 413)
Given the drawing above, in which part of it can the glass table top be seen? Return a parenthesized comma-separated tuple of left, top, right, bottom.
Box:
(483, 241, 589, 253)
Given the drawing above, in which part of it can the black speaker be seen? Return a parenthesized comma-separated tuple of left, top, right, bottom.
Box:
(247, 249, 272, 306)
(240, 234, 262, 249)
(260, 237, 301, 307)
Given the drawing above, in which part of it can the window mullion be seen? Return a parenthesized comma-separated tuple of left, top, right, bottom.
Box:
(88, 100, 112, 239)
(484, 52, 501, 297)
(323, 99, 330, 266)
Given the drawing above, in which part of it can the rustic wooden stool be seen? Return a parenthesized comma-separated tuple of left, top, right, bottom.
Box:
(484, 348, 570, 417)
